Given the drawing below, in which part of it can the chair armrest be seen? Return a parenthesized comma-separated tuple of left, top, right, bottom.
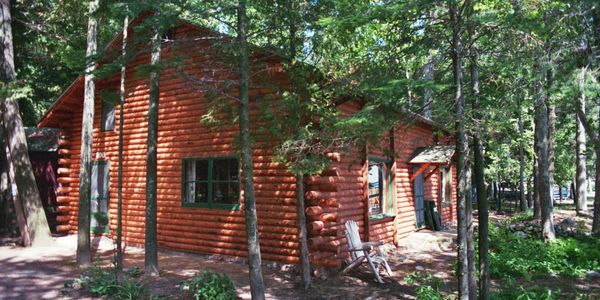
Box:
(348, 241, 384, 252)
(362, 241, 384, 247)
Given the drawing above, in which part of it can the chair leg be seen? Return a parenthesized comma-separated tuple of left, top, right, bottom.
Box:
(341, 256, 365, 275)
(364, 253, 383, 283)
(382, 259, 393, 276)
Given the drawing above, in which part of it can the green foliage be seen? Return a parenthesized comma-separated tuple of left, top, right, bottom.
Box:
(77, 263, 146, 300)
(489, 223, 600, 280)
(180, 272, 237, 300)
(492, 280, 562, 300)
(405, 272, 447, 300)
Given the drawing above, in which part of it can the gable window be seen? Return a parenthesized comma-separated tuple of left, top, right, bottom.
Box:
(368, 157, 394, 218)
(101, 100, 116, 131)
(182, 157, 240, 209)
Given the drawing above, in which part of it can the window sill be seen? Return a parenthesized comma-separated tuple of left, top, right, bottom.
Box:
(369, 213, 396, 223)
(182, 202, 240, 210)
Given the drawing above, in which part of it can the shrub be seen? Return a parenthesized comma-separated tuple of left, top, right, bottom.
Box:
(180, 272, 237, 300)
(405, 271, 447, 300)
(77, 263, 146, 300)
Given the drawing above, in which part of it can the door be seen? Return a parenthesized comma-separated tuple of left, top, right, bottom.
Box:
(413, 165, 425, 228)
(91, 160, 110, 234)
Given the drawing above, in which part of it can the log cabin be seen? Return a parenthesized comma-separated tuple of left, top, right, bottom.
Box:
(36, 17, 457, 269)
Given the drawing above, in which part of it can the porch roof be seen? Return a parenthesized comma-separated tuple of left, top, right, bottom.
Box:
(409, 146, 455, 165)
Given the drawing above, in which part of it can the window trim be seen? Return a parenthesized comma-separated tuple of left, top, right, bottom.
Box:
(91, 160, 110, 234)
(181, 156, 241, 210)
(367, 156, 395, 219)
(100, 100, 116, 132)
(440, 165, 452, 207)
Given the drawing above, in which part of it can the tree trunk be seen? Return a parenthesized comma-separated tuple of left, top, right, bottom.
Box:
(237, 1, 266, 298)
(116, 13, 129, 273)
(593, 147, 600, 236)
(527, 177, 533, 209)
(466, 167, 477, 300)
(145, 26, 161, 277)
(449, 1, 469, 297)
(77, 0, 99, 266)
(518, 98, 528, 211)
(466, 10, 477, 297)
(547, 103, 556, 207)
(0, 118, 13, 234)
(534, 77, 555, 242)
(533, 132, 541, 220)
(0, 0, 51, 247)
(496, 182, 501, 212)
(1, 107, 27, 244)
(469, 14, 488, 296)
(575, 67, 588, 214)
(474, 137, 489, 300)
(423, 51, 434, 118)
(295, 175, 311, 289)
(287, 2, 311, 289)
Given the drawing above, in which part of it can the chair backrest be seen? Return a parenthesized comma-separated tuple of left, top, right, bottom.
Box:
(345, 220, 364, 260)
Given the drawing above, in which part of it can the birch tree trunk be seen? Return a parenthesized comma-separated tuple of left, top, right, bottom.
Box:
(77, 0, 99, 266)
(449, 1, 469, 297)
(145, 26, 161, 277)
(116, 13, 129, 273)
(237, 1, 266, 298)
(575, 67, 588, 215)
(0, 0, 51, 247)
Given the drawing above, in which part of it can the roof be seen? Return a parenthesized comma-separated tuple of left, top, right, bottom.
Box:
(37, 13, 287, 128)
(409, 146, 455, 164)
(25, 127, 61, 152)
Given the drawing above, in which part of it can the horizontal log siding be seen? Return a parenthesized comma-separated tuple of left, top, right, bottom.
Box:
(52, 24, 302, 264)
(48, 24, 459, 268)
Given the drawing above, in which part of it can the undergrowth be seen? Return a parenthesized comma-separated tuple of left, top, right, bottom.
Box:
(180, 271, 237, 300)
(405, 271, 448, 300)
(74, 263, 146, 300)
(489, 214, 600, 280)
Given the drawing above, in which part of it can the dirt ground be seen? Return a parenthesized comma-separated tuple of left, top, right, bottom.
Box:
(0, 229, 457, 300)
(2, 203, 598, 299)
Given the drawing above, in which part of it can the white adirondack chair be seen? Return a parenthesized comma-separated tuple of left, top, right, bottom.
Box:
(342, 220, 393, 283)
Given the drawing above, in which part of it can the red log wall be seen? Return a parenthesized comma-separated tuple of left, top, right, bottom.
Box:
(46, 23, 458, 268)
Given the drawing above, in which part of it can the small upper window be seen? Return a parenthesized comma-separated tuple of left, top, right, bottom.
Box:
(183, 157, 240, 209)
(101, 100, 116, 131)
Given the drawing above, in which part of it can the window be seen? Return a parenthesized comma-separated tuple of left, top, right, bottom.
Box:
(368, 157, 394, 217)
(90, 160, 109, 234)
(101, 100, 116, 131)
(440, 166, 452, 206)
(182, 157, 240, 209)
